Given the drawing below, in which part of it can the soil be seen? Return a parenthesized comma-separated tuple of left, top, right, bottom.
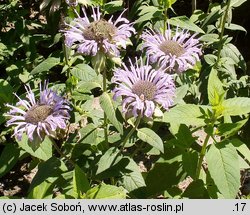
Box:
(0, 158, 36, 197)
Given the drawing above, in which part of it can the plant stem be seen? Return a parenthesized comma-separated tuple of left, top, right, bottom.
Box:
(195, 133, 210, 180)
(163, 3, 168, 32)
(215, 0, 231, 66)
(102, 68, 109, 149)
(51, 139, 75, 167)
(192, 0, 197, 12)
(121, 114, 142, 150)
(62, 39, 71, 80)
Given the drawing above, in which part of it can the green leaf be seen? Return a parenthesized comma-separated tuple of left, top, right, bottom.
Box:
(78, 0, 92, 6)
(77, 123, 98, 145)
(164, 0, 177, 8)
(0, 79, 14, 104)
(28, 181, 53, 199)
(137, 127, 164, 153)
(172, 124, 196, 148)
(200, 34, 219, 44)
(163, 104, 210, 126)
(83, 184, 126, 199)
(104, 0, 123, 14)
(230, 139, 250, 163)
(71, 63, 96, 82)
(201, 7, 221, 29)
(222, 97, 250, 116)
(204, 54, 217, 65)
(145, 149, 186, 196)
(96, 147, 123, 175)
(182, 150, 199, 179)
(230, 0, 247, 7)
(71, 91, 92, 101)
(182, 180, 208, 198)
(169, 16, 205, 34)
(28, 157, 67, 198)
(0, 144, 21, 178)
(99, 92, 123, 134)
(208, 68, 225, 106)
(136, 5, 162, 23)
(206, 142, 240, 198)
(122, 157, 146, 193)
(225, 23, 247, 33)
(30, 57, 60, 75)
(17, 135, 52, 161)
(216, 118, 248, 138)
(221, 43, 246, 71)
(73, 165, 90, 197)
(173, 84, 188, 105)
(78, 81, 101, 92)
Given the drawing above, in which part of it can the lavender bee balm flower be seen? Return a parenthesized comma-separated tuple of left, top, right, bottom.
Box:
(142, 25, 202, 73)
(63, 7, 135, 56)
(112, 59, 175, 118)
(5, 82, 71, 145)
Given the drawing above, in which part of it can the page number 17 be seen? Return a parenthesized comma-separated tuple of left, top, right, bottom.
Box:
(234, 203, 246, 212)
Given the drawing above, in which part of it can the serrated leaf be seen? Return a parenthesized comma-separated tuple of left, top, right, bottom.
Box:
(31, 57, 60, 75)
(99, 92, 123, 134)
(122, 157, 146, 192)
(0, 144, 21, 178)
(17, 135, 52, 161)
(208, 68, 225, 106)
(137, 127, 164, 153)
(163, 104, 210, 126)
(96, 147, 123, 175)
(73, 165, 90, 197)
(206, 142, 240, 198)
(222, 97, 250, 116)
(83, 184, 126, 199)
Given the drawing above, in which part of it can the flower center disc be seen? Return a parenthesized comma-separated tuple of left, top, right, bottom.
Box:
(25, 105, 53, 124)
(84, 19, 116, 42)
(160, 40, 185, 57)
(132, 80, 157, 101)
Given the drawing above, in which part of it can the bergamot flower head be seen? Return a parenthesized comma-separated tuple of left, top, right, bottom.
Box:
(112, 58, 175, 118)
(62, 7, 135, 57)
(141, 24, 202, 73)
(5, 81, 71, 145)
